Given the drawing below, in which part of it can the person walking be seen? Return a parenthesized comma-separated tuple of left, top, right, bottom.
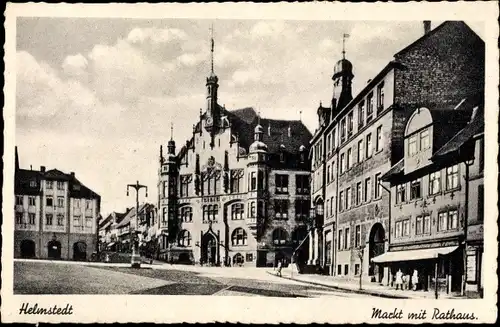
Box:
(276, 260, 283, 277)
(395, 269, 403, 290)
(412, 269, 419, 291)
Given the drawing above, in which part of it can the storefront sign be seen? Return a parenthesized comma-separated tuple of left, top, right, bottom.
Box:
(466, 253, 477, 282)
(467, 224, 483, 241)
(202, 196, 220, 203)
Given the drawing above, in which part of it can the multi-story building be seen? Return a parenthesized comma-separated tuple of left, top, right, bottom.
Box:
(157, 37, 312, 267)
(114, 203, 156, 253)
(98, 211, 128, 252)
(308, 20, 484, 282)
(14, 147, 101, 260)
(378, 99, 483, 297)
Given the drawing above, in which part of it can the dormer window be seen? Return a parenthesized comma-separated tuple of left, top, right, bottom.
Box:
(420, 129, 430, 150)
(408, 135, 418, 156)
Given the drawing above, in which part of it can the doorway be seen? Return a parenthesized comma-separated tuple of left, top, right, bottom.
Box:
(73, 241, 87, 261)
(20, 239, 36, 258)
(47, 240, 62, 259)
(369, 223, 386, 281)
(201, 232, 217, 266)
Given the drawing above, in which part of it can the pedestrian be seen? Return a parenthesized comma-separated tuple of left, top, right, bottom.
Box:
(395, 269, 403, 290)
(412, 269, 419, 291)
(276, 260, 283, 277)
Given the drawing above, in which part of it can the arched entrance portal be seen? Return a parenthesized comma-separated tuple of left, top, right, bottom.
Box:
(201, 233, 217, 266)
(20, 239, 36, 258)
(73, 241, 87, 261)
(369, 223, 386, 281)
(47, 239, 62, 259)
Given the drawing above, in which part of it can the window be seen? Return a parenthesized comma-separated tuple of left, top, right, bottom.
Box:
(355, 225, 361, 247)
(57, 214, 64, 226)
(364, 178, 372, 202)
(375, 173, 382, 199)
(46, 197, 53, 207)
(340, 119, 347, 143)
(340, 153, 346, 174)
(57, 196, 64, 208)
(366, 133, 373, 158)
(403, 220, 410, 236)
(344, 264, 349, 276)
(347, 148, 352, 170)
(73, 215, 82, 227)
(377, 82, 384, 112)
(376, 125, 383, 152)
(339, 191, 344, 211)
(272, 228, 288, 245)
(423, 215, 431, 234)
(347, 111, 354, 137)
(16, 212, 23, 224)
(330, 196, 334, 216)
(162, 207, 167, 222)
(420, 129, 430, 150)
(232, 228, 248, 246)
(295, 175, 309, 196)
(28, 213, 36, 225)
(295, 200, 309, 221)
(332, 129, 337, 149)
(408, 135, 417, 156)
(46, 181, 53, 189)
(438, 211, 458, 231)
(357, 139, 364, 163)
(326, 165, 331, 184)
(395, 220, 409, 238)
(203, 204, 219, 222)
(275, 174, 289, 194)
(438, 212, 448, 231)
(396, 183, 406, 203)
(230, 169, 244, 193)
(162, 181, 168, 197)
(410, 179, 422, 200)
(366, 93, 374, 123)
(231, 203, 244, 220)
(16, 196, 23, 205)
(416, 216, 423, 235)
(180, 175, 191, 197)
(57, 181, 64, 190)
(449, 210, 458, 229)
(478, 185, 484, 222)
(274, 200, 289, 219)
(246, 253, 253, 262)
(86, 217, 93, 228)
(338, 229, 343, 250)
(46, 213, 53, 225)
(181, 206, 193, 222)
(29, 180, 37, 187)
(344, 227, 350, 249)
(338, 265, 342, 275)
(358, 101, 365, 129)
(28, 196, 36, 206)
(203, 173, 220, 195)
(326, 134, 331, 154)
(86, 200, 92, 209)
(446, 165, 459, 190)
(74, 199, 80, 208)
(346, 188, 352, 209)
(355, 264, 361, 276)
(356, 182, 362, 205)
(249, 172, 257, 191)
(178, 230, 192, 247)
(429, 171, 441, 195)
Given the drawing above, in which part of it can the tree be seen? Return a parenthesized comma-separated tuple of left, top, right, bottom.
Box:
(357, 244, 366, 290)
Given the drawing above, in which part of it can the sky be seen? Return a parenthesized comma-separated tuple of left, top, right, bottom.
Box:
(15, 18, 485, 216)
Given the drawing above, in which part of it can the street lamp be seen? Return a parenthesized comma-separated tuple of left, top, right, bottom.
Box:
(127, 181, 148, 269)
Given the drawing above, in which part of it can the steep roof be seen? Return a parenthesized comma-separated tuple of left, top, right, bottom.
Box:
(115, 203, 153, 228)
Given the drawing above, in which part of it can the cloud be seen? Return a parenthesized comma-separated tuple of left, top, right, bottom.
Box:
(230, 69, 263, 87)
(250, 21, 288, 39)
(62, 53, 88, 76)
(127, 27, 188, 45)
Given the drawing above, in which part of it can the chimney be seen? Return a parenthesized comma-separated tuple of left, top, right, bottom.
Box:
(424, 21, 431, 35)
(40, 166, 46, 172)
(70, 172, 75, 177)
(30, 165, 32, 170)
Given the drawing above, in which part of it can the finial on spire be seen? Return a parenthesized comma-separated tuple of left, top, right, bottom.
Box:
(170, 122, 174, 141)
(210, 23, 215, 74)
(299, 110, 302, 121)
(257, 109, 261, 125)
(342, 33, 350, 59)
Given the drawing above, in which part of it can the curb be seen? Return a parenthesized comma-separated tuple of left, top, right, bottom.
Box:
(266, 271, 408, 299)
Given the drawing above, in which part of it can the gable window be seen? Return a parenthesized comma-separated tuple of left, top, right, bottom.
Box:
(376, 125, 383, 152)
(275, 174, 289, 194)
(366, 93, 374, 123)
(357, 139, 364, 163)
(57, 181, 64, 190)
(429, 171, 441, 195)
(181, 206, 193, 222)
(230, 169, 244, 193)
(232, 228, 248, 246)
(296, 175, 309, 194)
(46, 181, 53, 189)
(410, 179, 422, 200)
(377, 82, 385, 113)
(366, 133, 373, 158)
(274, 199, 289, 220)
(231, 203, 244, 220)
(203, 173, 219, 195)
(420, 129, 430, 150)
(396, 183, 406, 203)
(358, 101, 365, 129)
(408, 135, 418, 156)
(446, 165, 459, 190)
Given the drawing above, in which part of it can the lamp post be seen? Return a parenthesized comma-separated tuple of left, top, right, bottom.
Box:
(462, 157, 475, 297)
(127, 181, 148, 268)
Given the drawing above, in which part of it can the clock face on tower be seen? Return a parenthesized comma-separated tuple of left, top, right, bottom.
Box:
(206, 117, 213, 126)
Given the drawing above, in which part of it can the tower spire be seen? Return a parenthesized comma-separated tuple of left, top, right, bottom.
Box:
(342, 33, 350, 59)
(170, 122, 174, 141)
(210, 23, 215, 74)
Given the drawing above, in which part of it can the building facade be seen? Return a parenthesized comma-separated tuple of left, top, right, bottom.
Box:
(156, 38, 312, 267)
(308, 20, 484, 283)
(14, 147, 101, 260)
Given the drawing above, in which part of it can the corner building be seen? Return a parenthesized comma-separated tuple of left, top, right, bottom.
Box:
(309, 21, 484, 282)
(156, 45, 312, 267)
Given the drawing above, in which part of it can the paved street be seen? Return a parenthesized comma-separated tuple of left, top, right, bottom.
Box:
(14, 260, 370, 297)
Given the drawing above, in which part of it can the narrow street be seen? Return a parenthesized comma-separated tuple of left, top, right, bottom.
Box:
(14, 260, 371, 297)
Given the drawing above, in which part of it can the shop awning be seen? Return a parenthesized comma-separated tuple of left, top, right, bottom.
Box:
(371, 246, 459, 264)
